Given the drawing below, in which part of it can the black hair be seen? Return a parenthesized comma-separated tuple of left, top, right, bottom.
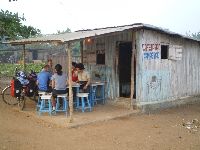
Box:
(55, 64, 62, 75)
(72, 62, 77, 67)
(76, 63, 85, 70)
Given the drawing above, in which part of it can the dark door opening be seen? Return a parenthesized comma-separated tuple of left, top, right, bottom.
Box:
(118, 42, 132, 97)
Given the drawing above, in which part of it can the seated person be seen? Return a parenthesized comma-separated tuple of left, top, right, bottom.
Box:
(42, 59, 53, 75)
(71, 62, 78, 99)
(72, 62, 78, 83)
(51, 64, 68, 112)
(76, 63, 90, 92)
(37, 65, 52, 92)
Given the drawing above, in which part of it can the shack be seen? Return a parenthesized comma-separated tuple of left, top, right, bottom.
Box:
(7, 23, 200, 112)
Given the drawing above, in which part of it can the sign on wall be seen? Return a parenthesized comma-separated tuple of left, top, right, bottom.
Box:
(142, 44, 161, 60)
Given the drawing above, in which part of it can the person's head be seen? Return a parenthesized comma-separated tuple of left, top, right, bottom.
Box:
(72, 62, 77, 69)
(54, 64, 62, 75)
(76, 63, 85, 72)
(47, 59, 53, 67)
(43, 65, 50, 72)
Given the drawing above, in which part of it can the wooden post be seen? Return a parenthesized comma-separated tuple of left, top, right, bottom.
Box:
(22, 44, 26, 71)
(66, 42, 73, 122)
(80, 41, 83, 63)
(130, 31, 136, 109)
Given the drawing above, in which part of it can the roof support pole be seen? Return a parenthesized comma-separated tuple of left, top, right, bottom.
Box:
(22, 44, 26, 71)
(130, 31, 136, 109)
(80, 41, 83, 63)
(66, 42, 73, 122)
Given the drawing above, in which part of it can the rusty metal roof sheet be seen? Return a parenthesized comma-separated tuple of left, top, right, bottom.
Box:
(4, 23, 200, 44)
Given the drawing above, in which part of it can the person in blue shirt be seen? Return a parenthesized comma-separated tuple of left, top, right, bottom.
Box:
(37, 65, 52, 92)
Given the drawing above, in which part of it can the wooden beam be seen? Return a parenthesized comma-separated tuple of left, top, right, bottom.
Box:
(22, 44, 26, 71)
(80, 40, 83, 63)
(130, 31, 136, 109)
(66, 42, 73, 122)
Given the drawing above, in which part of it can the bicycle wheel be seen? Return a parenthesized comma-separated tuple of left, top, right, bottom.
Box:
(18, 96, 25, 110)
(2, 85, 18, 105)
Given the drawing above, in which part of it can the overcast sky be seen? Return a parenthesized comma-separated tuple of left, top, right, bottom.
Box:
(1, 0, 200, 35)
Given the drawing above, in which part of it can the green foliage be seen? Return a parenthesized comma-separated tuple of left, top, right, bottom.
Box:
(0, 63, 44, 77)
(191, 32, 200, 40)
(186, 31, 200, 40)
(24, 63, 44, 73)
(57, 28, 71, 34)
(0, 9, 41, 40)
(19, 25, 41, 38)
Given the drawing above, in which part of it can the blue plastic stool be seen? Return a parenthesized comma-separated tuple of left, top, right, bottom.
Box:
(36, 91, 46, 111)
(56, 94, 68, 116)
(38, 95, 52, 116)
(76, 93, 92, 112)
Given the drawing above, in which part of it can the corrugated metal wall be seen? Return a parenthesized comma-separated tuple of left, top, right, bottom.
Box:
(136, 29, 200, 104)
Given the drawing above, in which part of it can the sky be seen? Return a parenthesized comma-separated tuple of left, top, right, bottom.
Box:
(1, 0, 200, 35)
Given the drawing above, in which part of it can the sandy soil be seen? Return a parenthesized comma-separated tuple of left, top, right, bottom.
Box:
(0, 97, 200, 150)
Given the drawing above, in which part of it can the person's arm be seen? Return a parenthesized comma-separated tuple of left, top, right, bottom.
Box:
(76, 72, 79, 83)
(83, 72, 90, 89)
(86, 78, 90, 87)
(36, 74, 39, 86)
(52, 79, 55, 88)
(48, 73, 52, 87)
(36, 80, 39, 86)
(51, 74, 55, 88)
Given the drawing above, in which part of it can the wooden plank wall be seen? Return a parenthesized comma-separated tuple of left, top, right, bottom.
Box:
(136, 29, 200, 104)
(52, 52, 81, 74)
(83, 31, 133, 99)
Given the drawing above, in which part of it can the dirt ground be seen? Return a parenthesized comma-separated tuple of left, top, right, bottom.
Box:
(0, 97, 200, 150)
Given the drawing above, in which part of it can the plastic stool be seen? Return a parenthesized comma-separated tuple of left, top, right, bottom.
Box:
(39, 95, 52, 116)
(56, 94, 68, 116)
(36, 91, 46, 111)
(76, 93, 92, 112)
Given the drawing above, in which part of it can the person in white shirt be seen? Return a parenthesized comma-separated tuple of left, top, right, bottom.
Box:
(76, 63, 90, 92)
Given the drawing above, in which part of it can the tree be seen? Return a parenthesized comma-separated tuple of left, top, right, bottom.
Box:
(186, 31, 200, 40)
(57, 28, 71, 34)
(0, 9, 41, 40)
(191, 32, 200, 40)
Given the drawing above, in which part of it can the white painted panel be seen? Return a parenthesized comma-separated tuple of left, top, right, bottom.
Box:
(169, 46, 176, 60)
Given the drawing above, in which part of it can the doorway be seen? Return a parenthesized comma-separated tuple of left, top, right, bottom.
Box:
(118, 42, 132, 97)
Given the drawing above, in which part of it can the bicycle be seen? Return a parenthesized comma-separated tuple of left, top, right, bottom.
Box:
(1, 68, 38, 110)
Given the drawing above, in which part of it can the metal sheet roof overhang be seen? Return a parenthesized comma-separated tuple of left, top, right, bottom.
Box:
(3, 23, 200, 45)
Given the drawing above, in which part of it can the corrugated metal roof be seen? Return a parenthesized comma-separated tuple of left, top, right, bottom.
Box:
(4, 23, 200, 44)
